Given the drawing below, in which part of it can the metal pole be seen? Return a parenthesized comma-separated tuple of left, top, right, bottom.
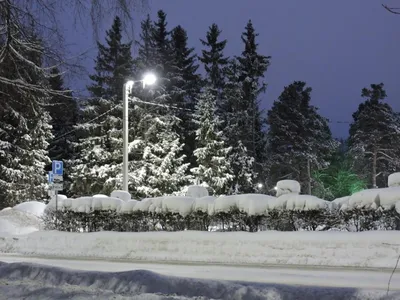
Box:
(55, 190, 58, 229)
(122, 83, 129, 192)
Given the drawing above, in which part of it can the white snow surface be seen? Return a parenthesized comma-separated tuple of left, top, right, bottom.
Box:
(46, 193, 340, 216)
(1, 261, 397, 300)
(0, 208, 42, 236)
(110, 190, 131, 202)
(1, 230, 400, 269)
(185, 185, 209, 198)
(193, 196, 216, 214)
(276, 180, 301, 196)
(162, 197, 195, 217)
(339, 187, 400, 210)
(332, 196, 350, 209)
(13, 201, 46, 218)
(348, 189, 380, 209)
(388, 172, 400, 187)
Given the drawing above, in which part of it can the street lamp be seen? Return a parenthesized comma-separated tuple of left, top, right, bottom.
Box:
(142, 73, 157, 87)
(122, 73, 157, 192)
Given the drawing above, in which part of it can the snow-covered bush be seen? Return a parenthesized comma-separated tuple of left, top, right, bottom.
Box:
(42, 190, 400, 233)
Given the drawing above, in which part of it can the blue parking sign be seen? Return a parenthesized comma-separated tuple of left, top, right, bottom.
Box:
(48, 172, 54, 183)
(52, 160, 63, 175)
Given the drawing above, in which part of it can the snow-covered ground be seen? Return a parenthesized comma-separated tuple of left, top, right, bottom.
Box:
(1, 230, 400, 269)
(0, 260, 399, 300)
(1, 255, 399, 290)
(0, 202, 45, 236)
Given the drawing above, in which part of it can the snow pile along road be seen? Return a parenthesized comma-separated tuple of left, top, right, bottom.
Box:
(1, 230, 399, 269)
(0, 261, 398, 300)
(0, 202, 45, 236)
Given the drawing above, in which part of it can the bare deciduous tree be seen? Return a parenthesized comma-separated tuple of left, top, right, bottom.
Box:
(0, 0, 148, 96)
(382, 3, 400, 14)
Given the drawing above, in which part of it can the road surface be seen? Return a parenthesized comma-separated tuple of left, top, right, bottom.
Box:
(0, 254, 399, 291)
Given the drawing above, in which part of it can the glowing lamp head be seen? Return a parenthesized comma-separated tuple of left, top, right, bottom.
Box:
(257, 183, 263, 189)
(142, 73, 157, 87)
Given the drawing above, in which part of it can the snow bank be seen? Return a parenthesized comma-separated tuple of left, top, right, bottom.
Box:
(0, 208, 42, 236)
(1, 262, 392, 300)
(388, 172, 400, 187)
(276, 180, 301, 196)
(14, 201, 46, 217)
(1, 230, 400, 269)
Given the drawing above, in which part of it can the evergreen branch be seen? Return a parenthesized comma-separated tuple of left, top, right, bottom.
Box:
(53, 103, 119, 142)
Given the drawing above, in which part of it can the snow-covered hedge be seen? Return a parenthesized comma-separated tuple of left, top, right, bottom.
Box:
(43, 195, 400, 233)
(46, 193, 333, 216)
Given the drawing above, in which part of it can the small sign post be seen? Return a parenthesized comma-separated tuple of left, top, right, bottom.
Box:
(50, 160, 64, 229)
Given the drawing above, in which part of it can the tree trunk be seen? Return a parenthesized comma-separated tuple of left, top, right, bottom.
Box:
(307, 159, 312, 195)
(372, 148, 377, 188)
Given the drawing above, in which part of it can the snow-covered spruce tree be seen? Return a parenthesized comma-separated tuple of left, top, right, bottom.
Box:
(133, 115, 191, 198)
(47, 68, 79, 196)
(200, 23, 229, 108)
(127, 12, 191, 198)
(70, 16, 134, 196)
(348, 83, 400, 188)
(236, 20, 270, 182)
(0, 12, 52, 207)
(223, 60, 255, 193)
(191, 87, 234, 195)
(170, 25, 202, 168)
(266, 81, 337, 194)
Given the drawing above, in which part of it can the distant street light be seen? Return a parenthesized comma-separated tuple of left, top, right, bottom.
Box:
(257, 183, 263, 189)
(122, 73, 157, 192)
(142, 73, 157, 87)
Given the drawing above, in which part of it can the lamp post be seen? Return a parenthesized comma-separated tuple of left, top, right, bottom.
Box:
(122, 73, 157, 192)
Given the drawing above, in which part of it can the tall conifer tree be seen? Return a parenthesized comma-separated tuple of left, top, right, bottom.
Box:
(236, 20, 270, 179)
(349, 83, 400, 188)
(191, 87, 233, 195)
(200, 23, 229, 106)
(0, 19, 52, 207)
(70, 16, 134, 196)
(267, 81, 336, 193)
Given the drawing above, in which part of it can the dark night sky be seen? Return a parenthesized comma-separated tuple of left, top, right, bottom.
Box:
(61, 0, 400, 138)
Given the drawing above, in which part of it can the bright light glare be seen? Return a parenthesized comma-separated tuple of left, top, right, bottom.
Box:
(143, 73, 157, 86)
(274, 186, 278, 191)
(257, 183, 263, 189)
(125, 80, 134, 87)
